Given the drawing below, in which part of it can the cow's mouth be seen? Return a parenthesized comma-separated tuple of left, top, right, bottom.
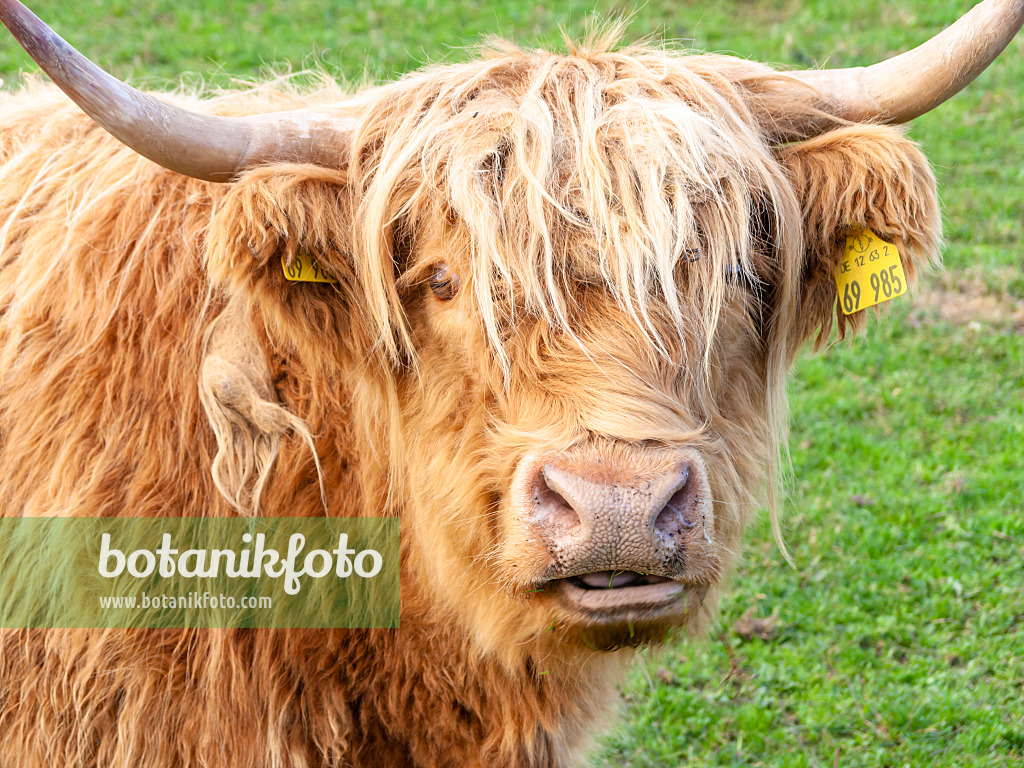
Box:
(546, 570, 700, 613)
(569, 570, 673, 590)
(532, 568, 713, 650)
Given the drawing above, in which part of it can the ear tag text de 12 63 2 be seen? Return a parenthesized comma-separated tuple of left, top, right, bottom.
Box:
(835, 229, 907, 315)
(281, 253, 338, 284)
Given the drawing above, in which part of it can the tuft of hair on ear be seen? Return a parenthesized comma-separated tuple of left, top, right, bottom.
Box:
(777, 124, 942, 349)
(199, 296, 326, 515)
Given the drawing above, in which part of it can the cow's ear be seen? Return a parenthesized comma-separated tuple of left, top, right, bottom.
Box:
(776, 125, 941, 348)
(204, 164, 405, 372)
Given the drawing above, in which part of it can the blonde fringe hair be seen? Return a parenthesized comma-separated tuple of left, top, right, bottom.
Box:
(328, 29, 823, 555)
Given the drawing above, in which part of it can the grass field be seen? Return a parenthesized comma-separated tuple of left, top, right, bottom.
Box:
(1, 1, 1021, 766)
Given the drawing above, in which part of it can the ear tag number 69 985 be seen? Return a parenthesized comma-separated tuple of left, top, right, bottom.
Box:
(835, 229, 907, 315)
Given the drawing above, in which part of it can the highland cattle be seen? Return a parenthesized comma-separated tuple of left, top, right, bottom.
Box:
(0, 0, 1021, 766)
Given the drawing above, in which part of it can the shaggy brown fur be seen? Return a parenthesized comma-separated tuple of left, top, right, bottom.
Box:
(0, 34, 940, 768)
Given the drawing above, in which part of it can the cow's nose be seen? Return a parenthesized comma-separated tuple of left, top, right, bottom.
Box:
(539, 463, 701, 542)
(527, 455, 712, 577)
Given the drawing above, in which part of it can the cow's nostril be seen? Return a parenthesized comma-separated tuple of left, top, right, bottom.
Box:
(654, 467, 700, 540)
(534, 465, 582, 536)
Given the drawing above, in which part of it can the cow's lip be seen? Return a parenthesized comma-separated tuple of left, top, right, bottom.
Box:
(569, 570, 672, 589)
(545, 570, 701, 612)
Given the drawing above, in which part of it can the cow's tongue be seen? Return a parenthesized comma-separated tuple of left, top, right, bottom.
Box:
(577, 571, 642, 589)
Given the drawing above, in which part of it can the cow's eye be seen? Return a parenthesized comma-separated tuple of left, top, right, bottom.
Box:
(429, 262, 461, 301)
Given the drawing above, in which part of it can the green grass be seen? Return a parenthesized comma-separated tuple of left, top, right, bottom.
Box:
(598, 309, 1024, 767)
(1, 1, 1021, 766)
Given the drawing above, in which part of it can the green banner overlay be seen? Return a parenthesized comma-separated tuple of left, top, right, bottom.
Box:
(0, 517, 399, 629)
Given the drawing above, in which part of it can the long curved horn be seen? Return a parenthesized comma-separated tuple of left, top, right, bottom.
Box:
(0, 0, 353, 181)
(786, 0, 1024, 137)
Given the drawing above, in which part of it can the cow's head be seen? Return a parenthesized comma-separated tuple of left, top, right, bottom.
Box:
(3, 0, 1018, 657)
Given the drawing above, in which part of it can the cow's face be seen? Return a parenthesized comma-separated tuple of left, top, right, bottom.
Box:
(207, 53, 941, 659)
(396, 219, 774, 653)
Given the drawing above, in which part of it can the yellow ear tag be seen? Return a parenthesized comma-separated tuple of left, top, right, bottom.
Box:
(835, 229, 907, 315)
(281, 253, 338, 284)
